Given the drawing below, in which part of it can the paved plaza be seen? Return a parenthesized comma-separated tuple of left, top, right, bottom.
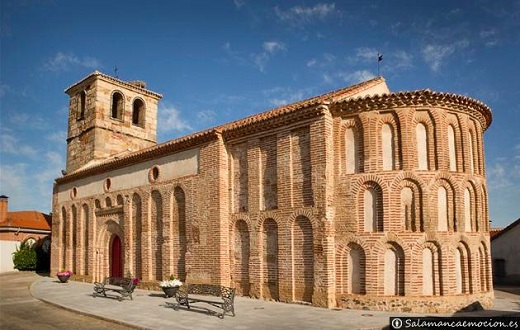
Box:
(25, 274, 519, 330)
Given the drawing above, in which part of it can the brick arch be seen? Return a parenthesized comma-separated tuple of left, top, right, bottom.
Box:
(171, 185, 188, 282)
(471, 118, 485, 174)
(150, 189, 163, 280)
(382, 241, 406, 296)
(412, 240, 442, 296)
(79, 203, 90, 276)
(70, 204, 78, 274)
(377, 112, 402, 170)
(413, 110, 438, 170)
(336, 239, 367, 295)
(392, 176, 424, 232)
(428, 176, 458, 232)
(446, 113, 464, 172)
(462, 180, 479, 232)
(290, 214, 314, 303)
(255, 212, 283, 232)
(455, 241, 472, 294)
(466, 119, 481, 175)
(229, 214, 253, 232)
(477, 240, 491, 292)
(373, 233, 411, 256)
(60, 206, 69, 271)
(258, 217, 280, 301)
(232, 219, 251, 296)
(287, 209, 320, 232)
(131, 192, 143, 279)
(480, 184, 489, 231)
(340, 116, 365, 174)
(353, 178, 385, 232)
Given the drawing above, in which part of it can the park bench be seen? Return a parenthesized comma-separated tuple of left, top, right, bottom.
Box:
(173, 284, 236, 318)
(93, 277, 136, 301)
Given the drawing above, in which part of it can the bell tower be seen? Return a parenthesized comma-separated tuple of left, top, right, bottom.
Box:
(64, 71, 162, 173)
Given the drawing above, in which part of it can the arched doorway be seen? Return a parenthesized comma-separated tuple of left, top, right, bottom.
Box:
(110, 235, 123, 277)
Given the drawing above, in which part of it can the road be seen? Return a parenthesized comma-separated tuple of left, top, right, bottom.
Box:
(0, 272, 133, 330)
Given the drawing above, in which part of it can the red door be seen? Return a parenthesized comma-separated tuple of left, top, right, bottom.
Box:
(111, 235, 122, 277)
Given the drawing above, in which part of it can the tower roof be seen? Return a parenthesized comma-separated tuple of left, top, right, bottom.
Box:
(64, 70, 163, 99)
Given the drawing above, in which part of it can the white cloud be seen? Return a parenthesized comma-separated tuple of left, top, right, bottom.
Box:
(393, 50, 414, 70)
(252, 41, 286, 72)
(0, 83, 11, 98)
(42, 52, 101, 72)
(355, 47, 380, 63)
(234, 0, 245, 9)
(196, 110, 216, 125)
(157, 105, 192, 133)
(0, 132, 37, 157)
(263, 41, 286, 54)
(46, 130, 67, 144)
(421, 40, 469, 72)
(340, 70, 376, 84)
(275, 3, 337, 25)
(263, 87, 306, 107)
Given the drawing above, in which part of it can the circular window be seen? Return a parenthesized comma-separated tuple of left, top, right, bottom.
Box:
(70, 187, 78, 199)
(104, 178, 112, 192)
(149, 165, 160, 183)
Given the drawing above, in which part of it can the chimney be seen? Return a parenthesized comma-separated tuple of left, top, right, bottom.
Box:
(0, 195, 8, 222)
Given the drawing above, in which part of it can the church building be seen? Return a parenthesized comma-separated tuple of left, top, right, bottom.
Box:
(51, 71, 493, 312)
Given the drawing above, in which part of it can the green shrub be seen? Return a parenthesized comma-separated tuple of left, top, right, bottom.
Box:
(12, 241, 37, 270)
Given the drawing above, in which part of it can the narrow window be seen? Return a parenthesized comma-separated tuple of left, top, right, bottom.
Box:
(111, 92, 123, 120)
(448, 125, 457, 171)
(382, 123, 394, 170)
(78, 91, 86, 120)
(364, 185, 383, 232)
(468, 132, 475, 173)
(437, 187, 448, 231)
(464, 188, 471, 232)
(345, 127, 358, 173)
(132, 99, 145, 127)
(416, 123, 428, 170)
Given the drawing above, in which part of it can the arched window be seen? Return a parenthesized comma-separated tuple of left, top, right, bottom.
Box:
(348, 244, 366, 294)
(382, 123, 395, 170)
(437, 187, 448, 231)
(132, 98, 145, 127)
(234, 220, 250, 296)
(345, 126, 359, 173)
(448, 125, 457, 171)
(364, 184, 383, 232)
(384, 243, 405, 296)
(422, 248, 434, 295)
(401, 187, 414, 231)
(464, 188, 471, 232)
(111, 92, 124, 120)
(77, 91, 86, 120)
(416, 123, 428, 170)
(468, 131, 475, 173)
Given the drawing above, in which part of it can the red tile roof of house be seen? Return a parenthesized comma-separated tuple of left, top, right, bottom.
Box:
(0, 211, 51, 231)
(491, 218, 520, 241)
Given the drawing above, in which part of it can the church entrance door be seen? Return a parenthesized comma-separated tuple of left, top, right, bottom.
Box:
(110, 235, 123, 277)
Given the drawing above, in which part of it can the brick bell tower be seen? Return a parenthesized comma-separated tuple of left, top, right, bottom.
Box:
(64, 71, 162, 173)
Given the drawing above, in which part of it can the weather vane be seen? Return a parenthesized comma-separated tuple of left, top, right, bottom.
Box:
(114, 66, 119, 78)
(377, 53, 383, 76)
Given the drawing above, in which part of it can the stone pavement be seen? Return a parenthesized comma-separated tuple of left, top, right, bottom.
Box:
(30, 277, 520, 330)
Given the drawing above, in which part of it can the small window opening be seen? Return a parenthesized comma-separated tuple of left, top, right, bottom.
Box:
(111, 92, 123, 120)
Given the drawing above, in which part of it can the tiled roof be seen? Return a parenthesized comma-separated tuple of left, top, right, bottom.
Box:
(64, 70, 163, 99)
(55, 76, 492, 183)
(491, 218, 520, 241)
(0, 211, 51, 231)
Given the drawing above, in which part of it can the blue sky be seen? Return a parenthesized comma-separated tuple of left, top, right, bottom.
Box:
(1, 0, 519, 228)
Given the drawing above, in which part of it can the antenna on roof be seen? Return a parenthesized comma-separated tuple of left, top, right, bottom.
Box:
(114, 66, 119, 78)
(377, 53, 383, 77)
